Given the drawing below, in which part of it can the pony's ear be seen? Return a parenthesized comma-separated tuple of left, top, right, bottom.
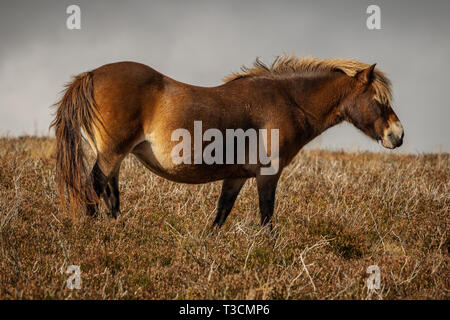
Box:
(355, 63, 376, 84)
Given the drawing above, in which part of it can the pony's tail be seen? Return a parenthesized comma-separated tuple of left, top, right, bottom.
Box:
(50, 71, 100, 218)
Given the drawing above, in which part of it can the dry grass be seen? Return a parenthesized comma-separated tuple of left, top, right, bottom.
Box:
(0, 136, 448, 299)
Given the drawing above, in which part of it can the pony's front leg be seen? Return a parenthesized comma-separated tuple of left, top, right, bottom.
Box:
(212, 178, 247, 227)
(256, 173, 280, 230)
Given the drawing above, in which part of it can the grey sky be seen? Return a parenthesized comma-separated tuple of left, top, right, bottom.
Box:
(0, 0, 449, 153)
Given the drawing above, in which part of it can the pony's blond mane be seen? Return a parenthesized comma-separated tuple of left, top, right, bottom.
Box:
(223, 55, 392, 104)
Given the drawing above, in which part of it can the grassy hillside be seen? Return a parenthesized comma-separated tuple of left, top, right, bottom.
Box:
(0, 137, 448, 299)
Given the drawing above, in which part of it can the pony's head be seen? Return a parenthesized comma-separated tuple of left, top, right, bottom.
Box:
(343, 64, 404, 149)
(223, 55, 404, 150)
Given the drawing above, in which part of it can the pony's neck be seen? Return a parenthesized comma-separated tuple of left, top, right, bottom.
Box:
(285, 72, 352, 135)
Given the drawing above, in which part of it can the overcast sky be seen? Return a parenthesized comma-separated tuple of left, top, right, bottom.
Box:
(0, 0, 449, 153)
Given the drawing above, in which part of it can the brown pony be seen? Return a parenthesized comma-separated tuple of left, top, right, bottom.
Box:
(50, 54, 404, 228)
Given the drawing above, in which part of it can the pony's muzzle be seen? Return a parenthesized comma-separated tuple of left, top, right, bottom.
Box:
(382, 121, 404, 149)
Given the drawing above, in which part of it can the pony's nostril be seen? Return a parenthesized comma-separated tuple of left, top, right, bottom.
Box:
(395, 135, 403, 147)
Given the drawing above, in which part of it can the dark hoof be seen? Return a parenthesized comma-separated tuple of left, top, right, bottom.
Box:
(86, 204, 98, 217)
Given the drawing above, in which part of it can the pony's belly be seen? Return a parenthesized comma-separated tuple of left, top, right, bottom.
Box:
(131, 139, 255, 184)
(132, 139, 178, 177)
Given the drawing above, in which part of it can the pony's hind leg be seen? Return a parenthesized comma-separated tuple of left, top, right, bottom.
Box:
(86, 161, 107, 217)
(103, 168, 121, 218)
(86, 153, 123, 218)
